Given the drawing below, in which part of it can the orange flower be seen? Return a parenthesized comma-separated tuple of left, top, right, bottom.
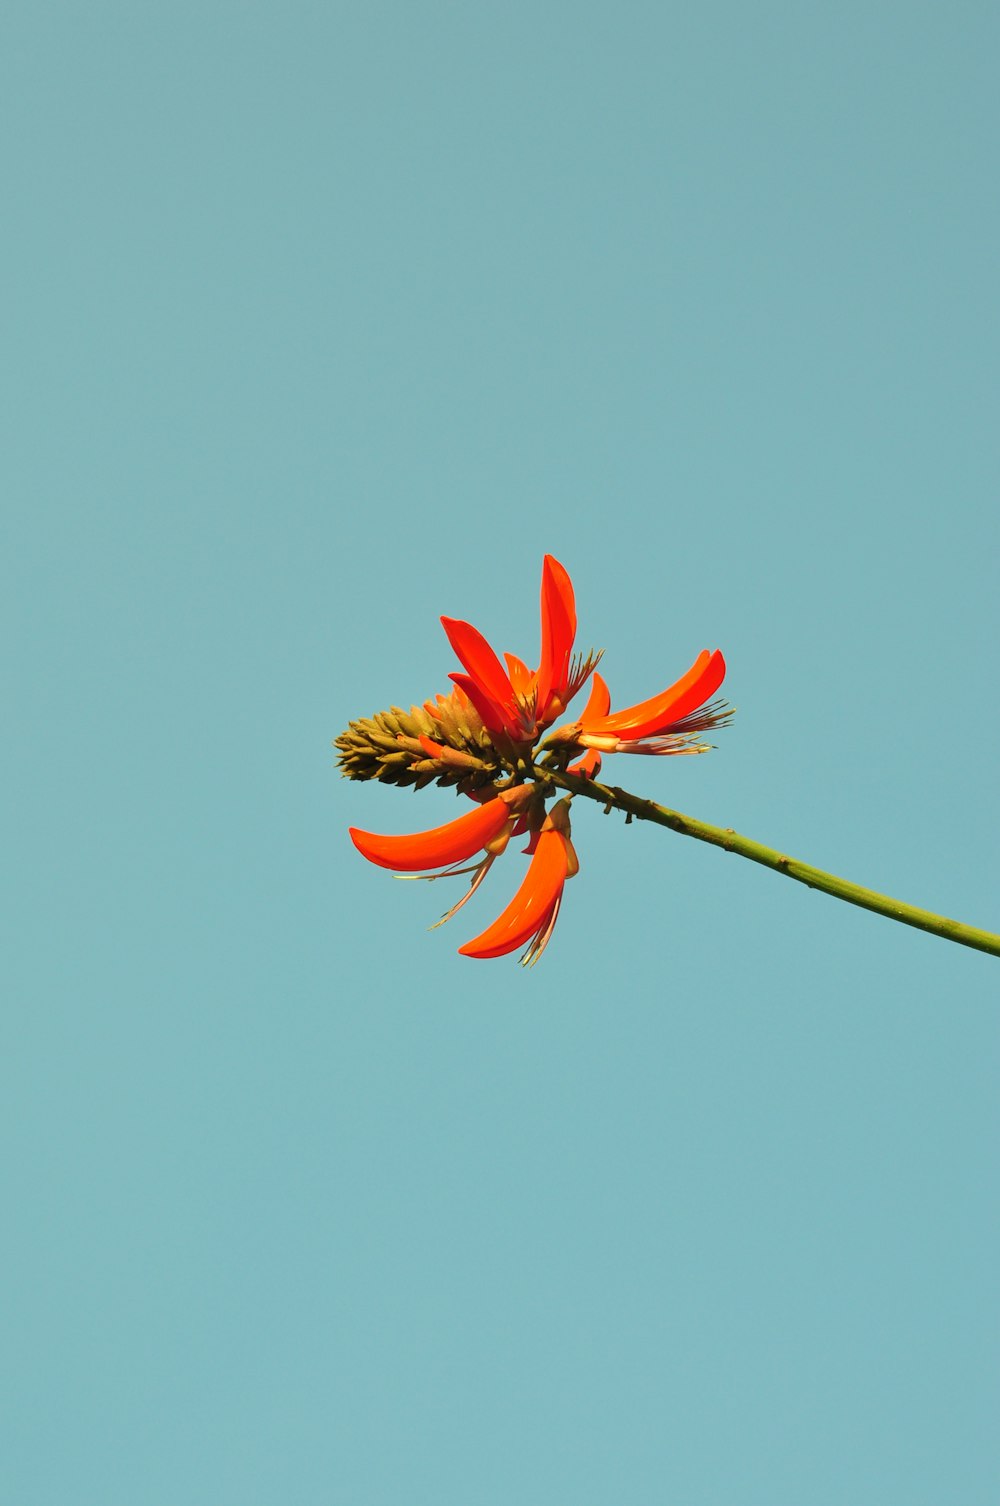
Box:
(547, 652, 730, 758)
(459, 801, 578, 965)
(441, 554, 601, 745)
(340, 554, 731, 962)
(566, 669, 611, 778)
(349, 796, 513, 871)
(347, 788, 578, 964)
(348, 786, 544, 941)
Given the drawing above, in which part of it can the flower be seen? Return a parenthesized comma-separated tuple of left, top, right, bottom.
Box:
(440, 554, 602, 746)
(348, 791, 523, 932)
(458, 799, 578, 964)
(337, 554, 730, 963)
(545, 650, 731, 759)
(349, 792, 578, 966)
(349, 795, 514, 872)
(347, 785, 572, 962)
(565, 669, 611, 778)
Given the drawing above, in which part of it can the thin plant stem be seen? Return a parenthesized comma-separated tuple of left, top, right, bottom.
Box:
(535, 766, 1000, 961)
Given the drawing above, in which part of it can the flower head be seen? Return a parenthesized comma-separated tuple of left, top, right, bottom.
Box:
(336, 555, 730, 962)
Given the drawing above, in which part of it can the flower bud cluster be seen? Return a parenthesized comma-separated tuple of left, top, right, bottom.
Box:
(335, 691, 503, 793)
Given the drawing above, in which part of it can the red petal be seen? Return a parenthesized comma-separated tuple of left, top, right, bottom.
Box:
(578, 669, 611, 720)
(503, 652, 534, 697)
(441, 617, 518, 721)
(535, 555, 576, 713)
(448, 673, 510, 737)
(565, 672, 610, 775)
(349, 799, 511, 872)
(584, 650, 725, 741)
(568, 748, 603, 778)
(458, 828, 569, 958)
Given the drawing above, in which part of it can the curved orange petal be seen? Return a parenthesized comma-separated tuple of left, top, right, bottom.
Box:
(578, 669, 611, 720)
(503, 652, 534, 698)
(584, 650, 725, 741)
(441, 617, 518, 721)
(349, 798, 511, 872)
(568, 748, 603, 777)
(458, 828, 569, 958)
(448, 673, 509, 737)
(535, 555, 576, 714)
(567, 672, 611, 776)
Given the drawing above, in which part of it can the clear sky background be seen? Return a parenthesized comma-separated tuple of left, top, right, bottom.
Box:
(3, 4, 998, 1502)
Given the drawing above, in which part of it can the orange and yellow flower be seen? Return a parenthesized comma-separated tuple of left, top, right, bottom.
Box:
(440, 554, 602, 745)
(339, 555, 730, 963)
(545, 649, 729, 759)
(458, 800, 578, 964)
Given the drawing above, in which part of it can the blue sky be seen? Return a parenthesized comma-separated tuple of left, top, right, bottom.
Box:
(3, 4, 998, 1502)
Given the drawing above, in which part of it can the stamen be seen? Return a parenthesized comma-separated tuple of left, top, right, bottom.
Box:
(393, 861, 483, 882)
(428, 854, 497, 928)
(659, 697, 735, 735)
(563, 647, 604, 704)
(520, 894, 562, 967)
(614, 737, 713, 755)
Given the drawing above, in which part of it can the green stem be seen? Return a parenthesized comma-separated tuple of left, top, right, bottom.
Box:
(535, 766, 1000, 961)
